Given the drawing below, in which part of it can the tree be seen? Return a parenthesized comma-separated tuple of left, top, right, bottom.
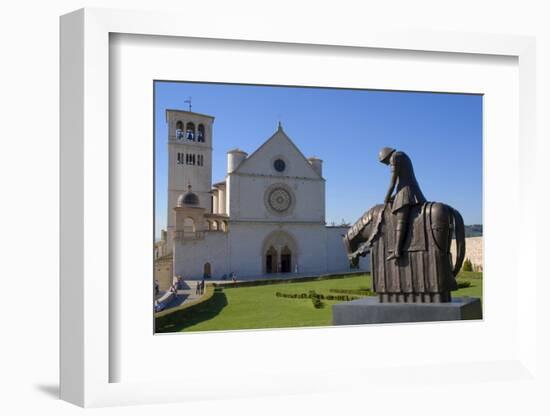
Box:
(462, 258, 473, 272)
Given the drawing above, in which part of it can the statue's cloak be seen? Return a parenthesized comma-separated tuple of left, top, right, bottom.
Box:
(369, 203, 457, 295)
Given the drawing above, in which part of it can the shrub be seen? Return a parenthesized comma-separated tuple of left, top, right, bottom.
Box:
(463, 258, 473, 272)
(312, 297, 324, 309)
(456, 280, 472, 289)
(275, 291, 359, 303)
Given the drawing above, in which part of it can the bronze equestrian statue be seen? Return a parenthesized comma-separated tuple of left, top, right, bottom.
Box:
(343, 148, 466, 303)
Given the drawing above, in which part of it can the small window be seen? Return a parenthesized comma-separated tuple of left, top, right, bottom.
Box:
(274, 158, 286, 172)
(197, 124, 205, 142)
(186, 122, 196, 141)
(177, 152, 184, 165)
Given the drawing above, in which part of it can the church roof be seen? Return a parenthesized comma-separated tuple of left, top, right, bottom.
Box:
(231, 124, 323, 180)
(165, 109, 215, 121)
(177, 184, 200, 206)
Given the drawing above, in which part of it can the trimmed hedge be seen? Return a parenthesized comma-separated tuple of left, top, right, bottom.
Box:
(275, 290, 359, 303)
(215, 271, 367, 289)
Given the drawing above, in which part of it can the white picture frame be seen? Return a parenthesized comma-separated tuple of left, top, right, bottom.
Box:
(60, 8, 538, 408)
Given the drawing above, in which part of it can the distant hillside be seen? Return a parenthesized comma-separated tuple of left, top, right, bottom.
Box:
(464, 224, 483, 237)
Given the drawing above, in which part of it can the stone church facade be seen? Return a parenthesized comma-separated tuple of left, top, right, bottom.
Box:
(159, 108, 369, 281)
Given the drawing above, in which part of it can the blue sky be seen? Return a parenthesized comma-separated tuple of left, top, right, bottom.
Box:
(155, 81, 482, 238)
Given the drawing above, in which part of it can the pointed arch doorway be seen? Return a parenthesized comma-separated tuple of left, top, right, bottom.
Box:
(261, 230, 298, 275)
(280, 245, 292, 273)
(265, 246, 278, 274)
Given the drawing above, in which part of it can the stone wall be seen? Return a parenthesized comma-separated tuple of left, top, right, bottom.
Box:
(450, 236, 483, 272)
(154, 254, 173, 291)
(173, 231, 229, 280)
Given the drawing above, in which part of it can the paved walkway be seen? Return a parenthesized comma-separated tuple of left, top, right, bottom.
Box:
(160, 280, 207, 310)
(190, 270, 364, 285)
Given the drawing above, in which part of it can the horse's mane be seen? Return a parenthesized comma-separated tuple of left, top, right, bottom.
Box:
(365, 204, 385, 247)
(352, 204, 386, 258)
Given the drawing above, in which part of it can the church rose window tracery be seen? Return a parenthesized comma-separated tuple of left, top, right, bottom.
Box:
(268, 188, 292, 212)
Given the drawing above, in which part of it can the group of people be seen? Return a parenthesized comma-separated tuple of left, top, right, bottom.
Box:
(169, 275, 183, 296)
(220, 272, 238, 284)
(195, 279, 206, 295)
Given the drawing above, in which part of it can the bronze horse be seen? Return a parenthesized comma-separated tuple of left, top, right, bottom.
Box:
(343, 202, 466, 303)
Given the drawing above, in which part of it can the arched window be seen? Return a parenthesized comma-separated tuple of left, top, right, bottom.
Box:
(183, 217, 195, 234)
(175, 121, 184, 139)
(197, 124, 205, 142)
(186, 122, 195, 140)
(203, 262, 211, 278)
(211, 221, 218, 231)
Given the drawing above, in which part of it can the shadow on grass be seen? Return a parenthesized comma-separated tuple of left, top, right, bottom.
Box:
(155, 289, 228, 333)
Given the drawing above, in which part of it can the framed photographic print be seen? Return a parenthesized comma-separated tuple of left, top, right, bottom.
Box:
(60, 7, 538, 408)
(152, 80, 483, 334)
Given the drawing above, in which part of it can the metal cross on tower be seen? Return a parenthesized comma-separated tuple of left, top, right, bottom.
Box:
(184, 97, 192, 112)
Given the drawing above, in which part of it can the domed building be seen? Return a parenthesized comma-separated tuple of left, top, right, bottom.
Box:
(156, 109, 369, 286)
(177, 186, 200, 206)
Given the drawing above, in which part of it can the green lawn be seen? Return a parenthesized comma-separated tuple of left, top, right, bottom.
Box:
(155, 272, 482, 333)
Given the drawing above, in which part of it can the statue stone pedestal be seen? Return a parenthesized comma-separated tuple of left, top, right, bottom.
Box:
(332, 297, 482, 325)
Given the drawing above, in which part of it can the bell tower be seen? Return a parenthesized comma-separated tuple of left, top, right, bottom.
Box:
(165, 108, 215, 250)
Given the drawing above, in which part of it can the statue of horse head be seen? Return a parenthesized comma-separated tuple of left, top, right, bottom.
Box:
(342, 203, 386, 268)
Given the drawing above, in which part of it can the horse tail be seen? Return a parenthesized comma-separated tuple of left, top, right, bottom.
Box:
(451, 208, 466, 277)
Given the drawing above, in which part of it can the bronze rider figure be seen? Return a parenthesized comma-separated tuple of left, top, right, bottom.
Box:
(379, 147, 427, 261)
